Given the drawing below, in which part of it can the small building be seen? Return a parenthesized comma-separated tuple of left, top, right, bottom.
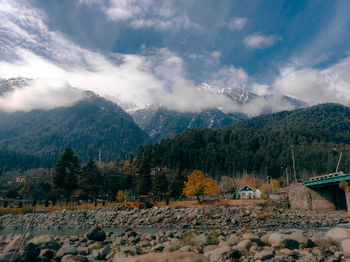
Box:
(239, 185, 261, 199)
(16, 176, 26, 183)
(269, 187, 288, 200)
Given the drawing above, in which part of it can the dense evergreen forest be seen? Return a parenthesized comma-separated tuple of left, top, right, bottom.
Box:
(137, 103, 350, 179)
(0, 94, 149, 170)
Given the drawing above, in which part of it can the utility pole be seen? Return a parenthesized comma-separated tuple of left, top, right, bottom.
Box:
(291, 144, 297, 182)
(2, 167, 6, 184)
(98, 147, 102, 167)
(336, 151, 343, 173)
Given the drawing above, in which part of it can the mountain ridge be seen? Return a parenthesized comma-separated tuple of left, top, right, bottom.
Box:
(0, 91, 149, 170)
(130, 82, 308, 140)
(137, 103, 350, 178)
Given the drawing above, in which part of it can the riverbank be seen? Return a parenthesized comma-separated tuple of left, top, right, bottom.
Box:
(2, 225, 350, 261)
(1, 201, 349, 232)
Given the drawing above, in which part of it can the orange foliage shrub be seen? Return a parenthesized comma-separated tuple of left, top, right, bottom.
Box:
(183, 170, 218, 202)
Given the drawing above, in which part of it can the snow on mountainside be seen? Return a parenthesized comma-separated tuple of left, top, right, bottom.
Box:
(0, 78, 308, 141)
(130, 83, 308, 140)
(196, 83, 257, 104)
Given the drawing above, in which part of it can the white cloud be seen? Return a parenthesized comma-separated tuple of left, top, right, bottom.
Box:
(187, 50, 222, 68)
(209, 65, 248, 88)
(4, 0, 344, 117)
(251, 83, 270, 96)
(0, 79, 87, 112)
(243, 33, 278, 49)
(0, 1, 233, 114)
(79, 0, 201, 32)
(274, 56, 350, 105)
(223, 95, 297, 116)
(0, 0, 181, 111)
(228, 17, 247, 30)
(211, 51, 221, 59)
(105, 0, 152, 21)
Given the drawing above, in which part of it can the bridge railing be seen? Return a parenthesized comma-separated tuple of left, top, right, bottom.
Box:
(304, 172, 350, 187)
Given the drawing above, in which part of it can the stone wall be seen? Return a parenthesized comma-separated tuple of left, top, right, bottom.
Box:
(288, 183, 348, 211)
(345, 188, 350, 214)
(309, 187, 336, 211)
(288, 183, 313, 210)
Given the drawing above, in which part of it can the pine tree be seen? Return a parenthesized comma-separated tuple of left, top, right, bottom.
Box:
(152, 172, 169, 199)
(136, 158, 152, 195)
(53, 148, 80, 197)
(80, 158, 103, 200)
(121, 174, 134, 190)
(170, 171, 186, 199)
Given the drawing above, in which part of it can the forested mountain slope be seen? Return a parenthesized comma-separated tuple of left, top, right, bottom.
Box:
(137, 103, 350, 178)
(0, 93, 149, 170)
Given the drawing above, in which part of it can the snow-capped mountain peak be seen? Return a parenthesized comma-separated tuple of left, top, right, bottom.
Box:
(196, 83, 256, 104)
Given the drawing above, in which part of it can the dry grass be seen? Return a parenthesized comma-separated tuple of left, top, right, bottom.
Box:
(0, 206, 34, 216)
(0, 202, 121, 216)
(157, 199, 266, 208)
(157, 200, 198, 208)
(0, 199, 266, 215)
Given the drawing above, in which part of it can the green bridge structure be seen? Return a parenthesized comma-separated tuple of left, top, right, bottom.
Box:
(288, 172, 350, 212)
(304, 172, 350, 187)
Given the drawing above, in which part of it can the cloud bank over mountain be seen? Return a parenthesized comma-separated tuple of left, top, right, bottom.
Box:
(0, 0, 350, 114)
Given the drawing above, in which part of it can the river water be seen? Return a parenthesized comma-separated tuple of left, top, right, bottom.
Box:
(0, 227, 172, 237)
(2, 223, 350, 237)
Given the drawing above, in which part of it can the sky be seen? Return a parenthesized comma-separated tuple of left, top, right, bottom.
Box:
(0, 0, 350, 113)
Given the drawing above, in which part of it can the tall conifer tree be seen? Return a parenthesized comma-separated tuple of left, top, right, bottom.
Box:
(53, 148, 80, 198)
(80, 158, 102, 200)
(136, 157, 152, 195)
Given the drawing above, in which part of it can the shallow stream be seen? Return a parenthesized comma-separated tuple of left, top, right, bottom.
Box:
(2, 223, 350, 237)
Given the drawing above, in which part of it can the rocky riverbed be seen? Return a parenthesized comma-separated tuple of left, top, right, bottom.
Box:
(1, 201, 350, 231)
(2, 225, 350, 261)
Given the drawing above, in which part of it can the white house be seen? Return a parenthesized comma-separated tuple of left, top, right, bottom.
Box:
(239, 185, 261, 199)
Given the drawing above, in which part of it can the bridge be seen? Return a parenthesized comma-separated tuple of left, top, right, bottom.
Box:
(304, 172, 350, 187)
(288, 172, 350, 212)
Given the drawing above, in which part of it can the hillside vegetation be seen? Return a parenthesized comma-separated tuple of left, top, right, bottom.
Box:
(0, 94, 149, 170)
(137, 103, 350, 178)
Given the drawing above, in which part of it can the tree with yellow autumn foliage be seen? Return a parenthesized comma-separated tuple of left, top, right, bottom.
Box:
(183, 170, 218, 203)
(116, 190, 125, 202)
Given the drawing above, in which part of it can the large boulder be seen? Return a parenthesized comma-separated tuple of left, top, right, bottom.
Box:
(56, 245, 78, 259)
(87, 225, 106, 242)
(29, 235, 61, 250)
(282, 239, 299, 250)
(20, 242, 41, 262)
(195, 233, 210, 246)
(267, 232, 299, 249)
(242, 233, 260, 242)
(342, 239, 350, 257)
(254, 250, 274, 261)
(151, 244, 164, 252)
(39, 249, 55, 260)
(126, 252, 209, 262)
(289, 231, 309, 247)
(113, 252, 129, 262)
(0, 252, 20, 262)
(204, 246, 231, 262)
(326, 228, 350, 244)
(236, 240, 252, 251)
(61, 254, 89, 262)
(3, 237, 26, 253)
(178, 245, 192, 252)
(311, 232, 332, 249)
(268, 232, 286, 247)
(225, 234, 239, 246)
(121, 245, 138, 256)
